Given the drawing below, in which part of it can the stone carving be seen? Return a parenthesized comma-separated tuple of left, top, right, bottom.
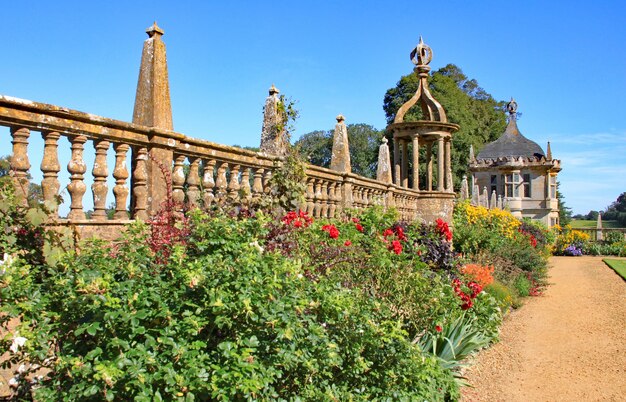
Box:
(10, 127, 30, 205)
(40, 131, 61, 213)
(91, 139, 110, 221)
(376, 137, 392, 184)
(67, 135, 87, 220)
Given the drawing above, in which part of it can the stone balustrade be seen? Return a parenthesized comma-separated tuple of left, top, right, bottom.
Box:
(1, 95, 455, 239)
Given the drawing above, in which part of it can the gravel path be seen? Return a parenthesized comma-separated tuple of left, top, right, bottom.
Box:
(462, 256, 626, 402)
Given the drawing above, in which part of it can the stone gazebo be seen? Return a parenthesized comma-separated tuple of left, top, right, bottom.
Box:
(386, 38, 459, 216)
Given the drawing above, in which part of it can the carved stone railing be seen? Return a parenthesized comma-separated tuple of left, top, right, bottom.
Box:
(1, 95, 455, 239)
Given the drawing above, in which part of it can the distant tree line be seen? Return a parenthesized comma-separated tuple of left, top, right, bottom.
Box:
(573, 192, 626, 226)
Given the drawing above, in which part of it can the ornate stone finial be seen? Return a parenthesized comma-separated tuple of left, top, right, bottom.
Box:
(410, 36, 433, 67)
(269, 84, 279, 96)
(146, 21, 164, 38)
(460, 175, 469, 200)
(393, 37, 447, 124)
(260, 85, 289, 156)
(382, 137, 388, 144)
(507, 98, 518, 117)
(469, 144, 475, 162)
(336, 114, 345, 123)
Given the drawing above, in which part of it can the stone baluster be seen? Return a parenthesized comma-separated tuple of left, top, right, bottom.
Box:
(132, 147, 149, 220)
(240, 167, 252, 204)
(252, 167, 264, 202)
(305, 178, 315, 215)
(186, 157, 201, 209)
(202, 159, 216, 207)
(91, 139, 110, 221)
(363, 188, 370, 207)
(263, 170, 272, 194)
(67, 135, 88, 220)
(215, 162, 228, 202)
(320, 181, 329, 217)
(333, 182, 343, 216)
(10, 127, 31, 205)
(228, 164, 241, 202)
(328, 183, 337, 218)
(172, 155, 186, 207)
(437, 137, 445, 192)
(40, 131, 61, 214)
(112, 143, 130, 220)
(313, 179, 322, 217)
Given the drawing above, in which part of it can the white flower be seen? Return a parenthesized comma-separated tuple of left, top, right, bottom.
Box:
(8, 377, 18, 387)
(17, 364, 26, 374)
(0, 253, 15, 275)
(249, 241, 264, 253)
(10, 334, 27, 353)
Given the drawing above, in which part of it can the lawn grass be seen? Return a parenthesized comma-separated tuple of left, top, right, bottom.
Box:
(571, 220, 623, 229)
(603, 259, 626, 281)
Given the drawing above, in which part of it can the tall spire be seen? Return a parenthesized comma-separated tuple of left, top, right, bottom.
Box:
(330, 114, 351, 173)
(132, 22, 173, 130)
(259, 84, 289, 156)
(546, 141, 552, 160)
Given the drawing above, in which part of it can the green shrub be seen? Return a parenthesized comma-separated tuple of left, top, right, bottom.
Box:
(513, 274, 532, 297)
(484, 281, 514, 311)
(3, 209, 461, 401)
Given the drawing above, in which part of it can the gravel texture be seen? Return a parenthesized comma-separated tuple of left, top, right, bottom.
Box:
(462, 256, 626, 402)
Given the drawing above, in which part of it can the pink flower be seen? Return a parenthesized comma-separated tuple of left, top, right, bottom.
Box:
(352, 217, 360, 223)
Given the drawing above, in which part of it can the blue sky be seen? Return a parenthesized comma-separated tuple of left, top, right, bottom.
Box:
(1, 0, 624, 215)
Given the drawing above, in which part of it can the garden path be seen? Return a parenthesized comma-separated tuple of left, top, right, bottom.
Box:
(462, 256, 626, 402)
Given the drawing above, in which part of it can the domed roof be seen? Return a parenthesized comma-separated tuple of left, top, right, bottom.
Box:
(477, 100, 545, 160)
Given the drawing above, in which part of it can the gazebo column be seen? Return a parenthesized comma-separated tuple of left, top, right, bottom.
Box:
(394, 138, 400, 186)
(412, 136, 419, 190)
(445, 138, 452, 192)
(426, 142, 433, 191)
(401, 139, 408, 188)
(437, 137, 444, 192)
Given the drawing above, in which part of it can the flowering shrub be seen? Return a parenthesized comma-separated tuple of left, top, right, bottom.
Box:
(460, 264, 494, 287)
(2, 198, 508, 400)
(553, 226, 590, 255)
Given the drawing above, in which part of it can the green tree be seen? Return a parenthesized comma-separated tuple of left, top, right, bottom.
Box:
(0, 155, 44, 206)
(556, 181, 572, 225)
(383, 64, 507, 189)
(603, 192, 626, 225)
(295, 124, 383, 179)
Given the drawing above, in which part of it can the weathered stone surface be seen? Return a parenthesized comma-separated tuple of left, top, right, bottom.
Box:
(132, 22, 173, 130)
(376, 137, 392, 184)
(330, 115, 351, 173)
(259, 85, 289, 156)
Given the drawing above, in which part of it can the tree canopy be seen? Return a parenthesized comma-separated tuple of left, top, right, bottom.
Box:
(383, 64, 507, 189)
(603, 192, 626, 226)
(295, 124, 383, 179)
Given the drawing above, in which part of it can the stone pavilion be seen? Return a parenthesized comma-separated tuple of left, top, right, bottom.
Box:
(468, 99, 561, 227)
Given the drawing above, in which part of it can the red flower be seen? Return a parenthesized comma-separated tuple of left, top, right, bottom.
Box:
(467, 281, 483, 298)
(294, 220, 303, 228)
(344, 240, 352, 246)
(435, 325, 442, 333)
(352, 217, 360, 223)
(389, 239, 403, 255)
(394, 226, 408, 241)
(530, 235, 538, 248)
(435, 218, 453, 241)
(322, 224, 340, 239)
(355, 223, 364, 232)
(383, 228, 394, 237)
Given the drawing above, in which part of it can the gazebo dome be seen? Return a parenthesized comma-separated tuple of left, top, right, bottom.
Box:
(477, 99, 545, 160)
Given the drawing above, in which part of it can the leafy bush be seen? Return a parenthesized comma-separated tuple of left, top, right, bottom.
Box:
(553, 225, 590, 255)
(484, 281, 514, 311)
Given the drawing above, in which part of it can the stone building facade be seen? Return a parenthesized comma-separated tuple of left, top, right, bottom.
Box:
(468, 100, 561, 227)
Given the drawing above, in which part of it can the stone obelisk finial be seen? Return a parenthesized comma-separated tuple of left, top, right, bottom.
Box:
(376, 137, 393, 184)
(546, 141, 553, 160)
(330, 114, 351, 173)
(260, 84, 289, 156)
(133, 22, 173, 130)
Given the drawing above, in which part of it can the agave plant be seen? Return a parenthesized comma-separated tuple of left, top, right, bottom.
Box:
(416, 313, 492, 386)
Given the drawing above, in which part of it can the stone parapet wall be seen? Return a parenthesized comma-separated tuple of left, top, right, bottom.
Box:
(2, 95, 455, 240)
